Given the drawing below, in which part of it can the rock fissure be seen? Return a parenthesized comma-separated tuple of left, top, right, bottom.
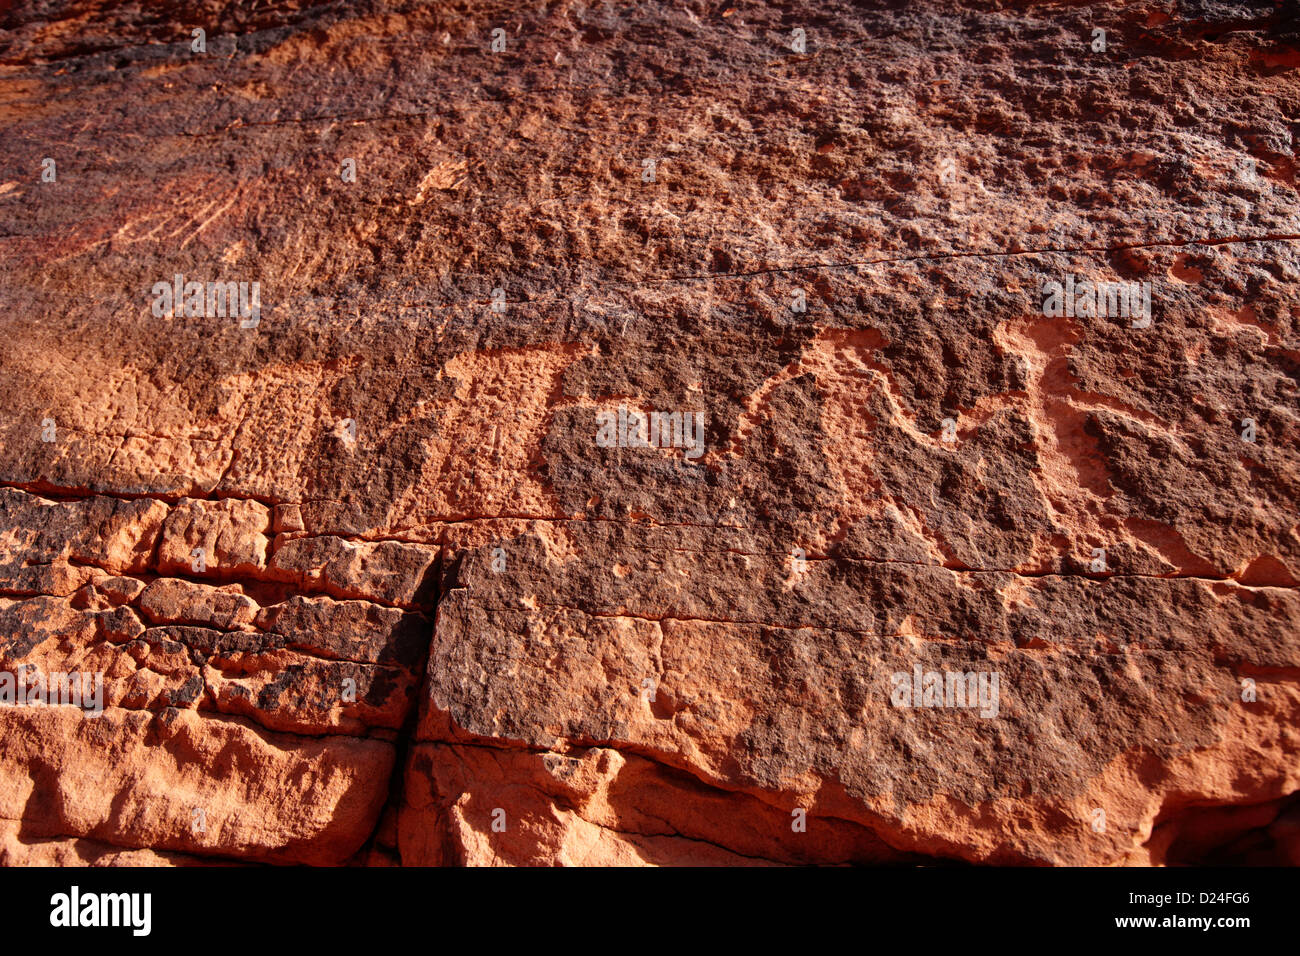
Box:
(2, 0, 1298, 867)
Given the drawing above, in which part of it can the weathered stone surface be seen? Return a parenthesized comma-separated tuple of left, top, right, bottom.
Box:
(0, 707, 392, 865)
(0, 0, 1296, 865)
(267, 536, 439, 607)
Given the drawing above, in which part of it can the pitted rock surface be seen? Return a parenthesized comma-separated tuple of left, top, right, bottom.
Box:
(0, 0, 1297, 865)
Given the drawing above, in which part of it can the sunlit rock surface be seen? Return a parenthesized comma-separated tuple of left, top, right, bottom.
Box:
(0, 0, 1297, 865)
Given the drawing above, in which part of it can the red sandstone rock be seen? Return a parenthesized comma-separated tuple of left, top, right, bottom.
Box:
(0, 0, 1297, 865)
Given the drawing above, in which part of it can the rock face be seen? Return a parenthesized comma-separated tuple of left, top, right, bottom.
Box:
(0, 0, 1298, 866)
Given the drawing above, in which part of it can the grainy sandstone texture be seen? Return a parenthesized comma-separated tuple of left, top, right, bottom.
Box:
(0, 0, 1298, 865)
